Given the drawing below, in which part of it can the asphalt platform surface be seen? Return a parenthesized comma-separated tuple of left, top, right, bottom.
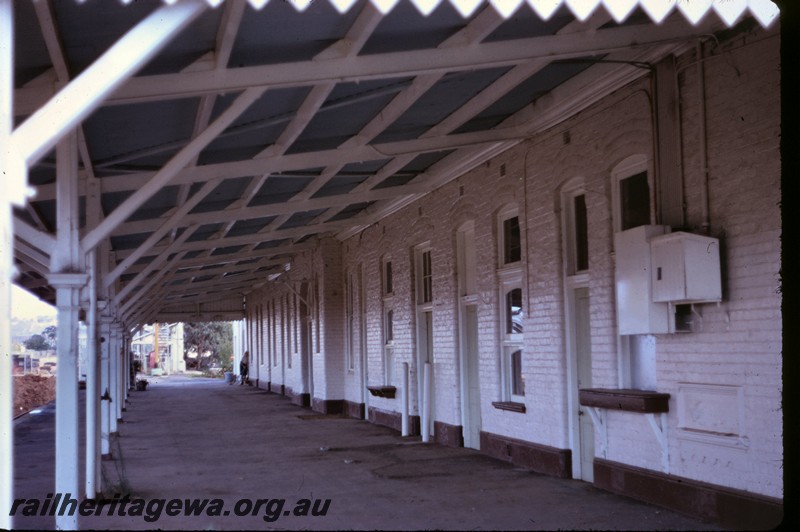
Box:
(12, 374, 722, 530)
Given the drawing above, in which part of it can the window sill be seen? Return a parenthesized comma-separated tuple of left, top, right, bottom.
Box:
(492, 401, 526, 413)
(497, 265, 523, 279)
(367, 386, 396, 399)
(579, 388, 670, 413)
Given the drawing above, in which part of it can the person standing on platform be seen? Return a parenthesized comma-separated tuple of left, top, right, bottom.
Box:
(240, 351, 249, 385)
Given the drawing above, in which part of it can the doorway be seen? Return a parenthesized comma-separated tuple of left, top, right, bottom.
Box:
(417, 310, 434, 437)
(300, 282, 313, 399)
(572, 286, 594, 481)
(460, 304, 481, 449)
(561, 181, 594, 481)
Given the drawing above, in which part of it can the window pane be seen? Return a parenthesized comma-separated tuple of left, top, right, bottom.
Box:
(503, 216, 521, 264)
(421, 250, 432, 303)
(384, 261, 393, 294)
(511, 349, 524, 396)
(385, 347, 394, 386)
(506, 288, 524, 334)
(621, 172, 651, 230)
(385, 309, 393, 343)
(574, 194, 589, 272)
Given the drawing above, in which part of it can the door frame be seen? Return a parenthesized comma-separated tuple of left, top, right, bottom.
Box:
(458, 299, 481, 449)
(565, 280, 593, 481)
(560, 178, 594, 481)
(359, 264, 368, 419)
(299, 281, 313, 398)
(414, 243, 434, 437)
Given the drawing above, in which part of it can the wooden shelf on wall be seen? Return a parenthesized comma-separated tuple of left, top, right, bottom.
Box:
(367, 386, 396, 399)
(579, 388, 670, 413)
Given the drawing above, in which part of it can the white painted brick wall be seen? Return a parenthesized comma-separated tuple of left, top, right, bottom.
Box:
(657, 29, 781, 497)
(242, 248, 318, 396)
(242, 24, 781, 499)
(318, 237, 346, 400)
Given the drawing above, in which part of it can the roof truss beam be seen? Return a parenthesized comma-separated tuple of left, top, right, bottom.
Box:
(81, 87, 266, 253)
(114, 218, 350, 261)
(113, 225, 198, 309)
(103, 177, 223, 288)
(11, 0, 208, 167)
(334, 41, 693, 240)
(119, 241, 316, 276)
(14, 16, 712, 114)
(173, 0, 247, 236)
(275, 5, 505, 232)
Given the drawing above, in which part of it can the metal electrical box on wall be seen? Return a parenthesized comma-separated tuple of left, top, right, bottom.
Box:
(614, 225, 671, 335)
(650, 232, 722, 304)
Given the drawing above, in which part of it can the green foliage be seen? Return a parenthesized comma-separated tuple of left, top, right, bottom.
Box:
(23, 334, 49, 352)
(41, 325, 57, 348)
(183, 322, 234, 370)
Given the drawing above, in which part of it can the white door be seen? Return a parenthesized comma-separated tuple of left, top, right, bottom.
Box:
(417, 310, 434, 437)
(304, 320, 314, 398)
(460, 304, 481, 449)
(574, 287, 594, 481)
(360, 267, 369, 419)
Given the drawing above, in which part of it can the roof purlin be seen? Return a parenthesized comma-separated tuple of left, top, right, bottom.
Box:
(9, 0, 751, 327)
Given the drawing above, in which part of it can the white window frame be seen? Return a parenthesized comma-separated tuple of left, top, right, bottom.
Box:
(314, 276, 321, 354)
(497, 205, 524, 403)
(563, 188, 589, 277)
(383, 308, 395, 386)
(416, 246, 433, 307)
(457, 222, 477, 299)
(271, 299, 277, 368)
(382, 256, 394, 297)
(498, 206, 522, 269)
(257, 303, 264, 366)
(499, 268, 524, 403)
(414, 242, 434, 433)
(611, 154, 654, 235)
(284, 295, 291, 369)
(293, 289, 299, 355)
(381, 255, 395, 386)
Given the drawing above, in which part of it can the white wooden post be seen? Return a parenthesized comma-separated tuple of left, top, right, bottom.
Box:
(85, 250, 99, 499)
(48, 130, 87, 530)
(122, 333, 130, 408)
(123, 334, 129, 399)
(49, 273, 87, 530)
(115, 326, 124, 424)
(0, 2, 16, 527)
(0, 211, 12, 532)
(109, 326, 119, 433)
(100, 308, 112, 459)
(84, 176, 104, 496)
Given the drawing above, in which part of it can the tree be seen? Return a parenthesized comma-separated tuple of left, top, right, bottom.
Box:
(23, 334, 49, 352)
(183, 322, 233, 370)
(42, 325, 57, 349)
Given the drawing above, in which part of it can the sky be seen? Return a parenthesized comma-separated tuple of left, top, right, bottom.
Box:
(11, 285, 56, 320)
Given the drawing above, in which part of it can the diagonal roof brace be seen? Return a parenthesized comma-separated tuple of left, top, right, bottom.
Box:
(14, 16, 723, 114)
(11, 0, 208, 168)
(81, 87, 266, 253)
